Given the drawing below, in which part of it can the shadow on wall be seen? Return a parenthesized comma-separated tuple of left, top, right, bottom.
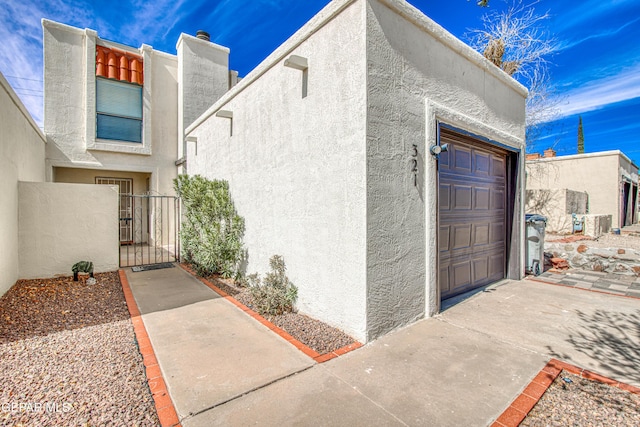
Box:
(546, 309, 640, 384)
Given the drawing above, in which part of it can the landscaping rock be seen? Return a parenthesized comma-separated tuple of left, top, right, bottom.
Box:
(551, 258, 570, 270)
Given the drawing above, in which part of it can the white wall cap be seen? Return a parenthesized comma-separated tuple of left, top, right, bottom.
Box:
(42, 19, 86, 34)
(187, 0, 528, 135)
(215, 110, 233, 118)
(378, 0, 528, 97)
(176, 33, 231, 54)
(526, 150, 637, 169)
(284, 55, 308, 70)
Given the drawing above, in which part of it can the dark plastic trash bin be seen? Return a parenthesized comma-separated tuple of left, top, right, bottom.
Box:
(525, 214, 547, 276)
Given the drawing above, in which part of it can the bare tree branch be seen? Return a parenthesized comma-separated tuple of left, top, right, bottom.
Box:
(466, 0, 563, 148)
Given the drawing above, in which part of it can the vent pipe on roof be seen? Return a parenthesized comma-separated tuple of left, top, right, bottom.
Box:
(196, 30, 210, 41)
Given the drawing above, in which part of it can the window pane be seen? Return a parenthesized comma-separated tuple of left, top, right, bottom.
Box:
(96, 78, 142, 119)
(97, 114, 142, 143)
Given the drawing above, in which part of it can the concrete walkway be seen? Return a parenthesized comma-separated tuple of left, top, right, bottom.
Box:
(126, 266, 640, 426)
(534, 269, 640, 298)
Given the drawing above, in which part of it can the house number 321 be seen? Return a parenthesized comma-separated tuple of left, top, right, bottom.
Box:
(411, 144, 418, 187)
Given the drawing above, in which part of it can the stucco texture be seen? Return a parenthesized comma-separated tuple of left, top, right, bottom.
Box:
(18, 182, 119, 279)
(0, 72, 46, 296)
(526, 152, 638, 229)
(188, 0, 369, 341)
(43, 20, 178, 198)
(187, 0, 526, 342)
(365, 0, 525, 339)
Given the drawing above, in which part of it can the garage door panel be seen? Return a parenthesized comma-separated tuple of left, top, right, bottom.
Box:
(474, 223, 490, 246)
(489, 253, 505, 278)
(453, 185, 472, 210)
(474, 151, 491, 176)
(439, 127, 508, 300)
(491, 189, 505, 210)
(472, 257, 489, 283)
(439, 225, 451, 251)
(440, 184, 451, 211)
(452, 224, 472, 249)
(490, 222, 505, 244)
(453, 146, 472, 172)
(474, 187, 490, 210)
(491, 155, 506, 177)
(439, 265, 451, 294)
(452, 261, 471, 289)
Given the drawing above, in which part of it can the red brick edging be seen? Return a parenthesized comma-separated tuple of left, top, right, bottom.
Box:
(179, 264, 363, 363)
(492, 358, 640, 427)
(119, 270, 181, 427)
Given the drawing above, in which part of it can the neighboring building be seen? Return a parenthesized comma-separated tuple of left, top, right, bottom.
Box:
(42, 20, 236, 249)
(185, 0, 527, 342)
(527, 149, 638, 230)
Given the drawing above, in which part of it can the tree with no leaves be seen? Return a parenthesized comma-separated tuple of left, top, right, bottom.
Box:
(467, 1, 560, 148)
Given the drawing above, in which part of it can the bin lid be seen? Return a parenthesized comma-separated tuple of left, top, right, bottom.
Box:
(525, 214, 547, 223)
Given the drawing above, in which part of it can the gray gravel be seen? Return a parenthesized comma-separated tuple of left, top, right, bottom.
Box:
(0, 274, 159, 426)
(521, 371, 640, 426)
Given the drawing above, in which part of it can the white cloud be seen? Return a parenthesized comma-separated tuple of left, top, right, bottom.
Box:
(557, 17, 640, 51)
(554, 0, 637, 32)
(0, 0, 109, 126)
(553, 64, 640, 119)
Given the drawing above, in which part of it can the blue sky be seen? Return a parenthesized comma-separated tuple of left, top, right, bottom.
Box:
(1, 0, 638, 163)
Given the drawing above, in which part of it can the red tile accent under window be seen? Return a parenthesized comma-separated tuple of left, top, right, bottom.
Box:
(96, 45, 143, 85)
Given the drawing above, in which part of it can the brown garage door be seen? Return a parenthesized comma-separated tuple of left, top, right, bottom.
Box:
(438, 127, 508, 300)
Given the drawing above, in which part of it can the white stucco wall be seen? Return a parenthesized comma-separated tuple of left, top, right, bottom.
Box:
(0, 72, 46, 295)
(43, 20, 178, 198)
(187, 0, 368, 341)
(18, 182, 119, 279)
(526, 151, 637, 229)
(365, 0, 526, 339)
(177, 34, 230, 170)
(186, 0, 526, 342)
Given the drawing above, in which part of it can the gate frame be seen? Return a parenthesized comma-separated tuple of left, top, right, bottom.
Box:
(119, 194, 181, 267)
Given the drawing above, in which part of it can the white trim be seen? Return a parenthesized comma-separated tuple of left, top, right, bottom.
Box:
(186, 0, 358, 134)
(527, 150, 637, 169)
(424, 100, 525, 318)
(187, 0, 527, 135)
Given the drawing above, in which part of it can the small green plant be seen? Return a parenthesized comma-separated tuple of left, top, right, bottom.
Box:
(248, 255, 298, 316)
(174, 175, 245, 278)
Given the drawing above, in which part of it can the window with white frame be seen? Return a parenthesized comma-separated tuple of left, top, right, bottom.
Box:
(96, 77, 143, 143)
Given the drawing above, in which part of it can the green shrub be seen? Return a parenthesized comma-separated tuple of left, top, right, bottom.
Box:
(174, 175, 245, 278)
(248, 255, 298, 316)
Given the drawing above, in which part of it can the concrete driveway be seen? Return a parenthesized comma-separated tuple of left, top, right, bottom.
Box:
(127, 268, 640, 426)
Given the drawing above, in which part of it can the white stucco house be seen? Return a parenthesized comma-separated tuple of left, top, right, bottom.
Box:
(185, 0, 527, 342)
(23, 0, 526, 342)
(527, 149, 638, 231)
(42, 20, 237, 250)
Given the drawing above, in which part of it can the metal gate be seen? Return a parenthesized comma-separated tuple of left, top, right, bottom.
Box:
(119, 194, 180, 267)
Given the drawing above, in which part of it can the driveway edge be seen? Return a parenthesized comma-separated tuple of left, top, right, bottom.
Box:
(492, 358, 640, 427)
